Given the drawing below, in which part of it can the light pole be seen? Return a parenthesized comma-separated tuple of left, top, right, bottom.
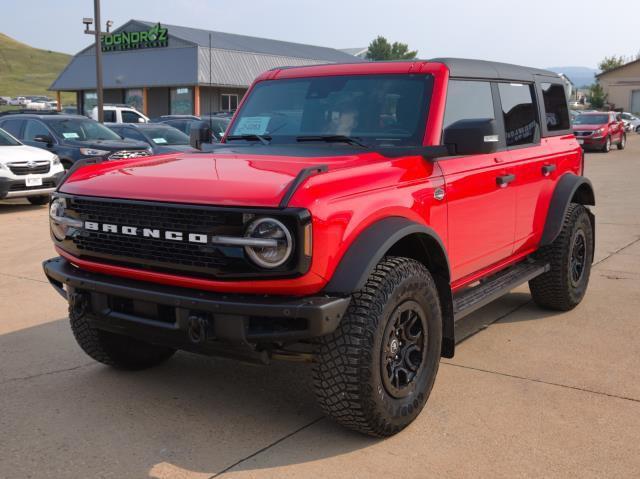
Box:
(82, 1, 113, 123)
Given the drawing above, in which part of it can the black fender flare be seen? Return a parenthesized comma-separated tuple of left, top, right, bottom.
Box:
(324, 216, 455, 358)
(540, 174, 595, 247)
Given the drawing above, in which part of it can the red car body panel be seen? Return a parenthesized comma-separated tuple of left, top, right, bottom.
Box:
(56, 61, 583, 296)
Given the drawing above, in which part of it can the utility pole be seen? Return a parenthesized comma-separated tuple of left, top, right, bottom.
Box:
(82, 1, 113, 123)
(93, 0, 103, 123)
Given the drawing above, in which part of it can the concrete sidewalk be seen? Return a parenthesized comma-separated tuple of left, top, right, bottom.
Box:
(1, 137, 639, 478)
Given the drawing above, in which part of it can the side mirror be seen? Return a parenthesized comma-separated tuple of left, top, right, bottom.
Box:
(443, 118, 499, 155)
(34, 134, 54, 146)
(190, 126, 213, 150)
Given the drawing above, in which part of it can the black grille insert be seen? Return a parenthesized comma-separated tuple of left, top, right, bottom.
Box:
(8, 162, 50, 175)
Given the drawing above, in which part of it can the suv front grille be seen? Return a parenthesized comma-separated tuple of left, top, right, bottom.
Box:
(9, 180, 56, 191)
(108, 150, 151, 160)
(574, 131, 593, 137)
(59, 196, 305, 280)
(8, 161, 50, 175)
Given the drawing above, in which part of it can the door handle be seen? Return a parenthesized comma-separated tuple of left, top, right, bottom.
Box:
(542, 164, 556, 176)
(496, 174, 516, 187)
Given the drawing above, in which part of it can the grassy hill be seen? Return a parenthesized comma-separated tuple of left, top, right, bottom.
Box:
(0, 32, 75, 106)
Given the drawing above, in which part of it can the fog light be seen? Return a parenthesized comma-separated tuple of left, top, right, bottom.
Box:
(244, 217, 292, 268)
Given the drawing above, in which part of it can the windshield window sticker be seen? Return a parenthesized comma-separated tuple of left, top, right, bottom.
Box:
(62, 132, 80, 139)
(153, 137, 168, 144)
(234, 116, 270, 135)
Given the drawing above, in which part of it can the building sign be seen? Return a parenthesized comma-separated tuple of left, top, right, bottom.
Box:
(102, 23, 168, 52)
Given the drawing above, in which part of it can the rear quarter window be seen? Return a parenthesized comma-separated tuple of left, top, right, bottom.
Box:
(540, 83, 570, 132)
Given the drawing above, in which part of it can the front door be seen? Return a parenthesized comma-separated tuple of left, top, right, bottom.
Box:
(438, 80, 517, 282)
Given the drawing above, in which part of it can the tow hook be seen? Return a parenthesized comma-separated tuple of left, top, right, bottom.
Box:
(69, 291, 89, 317)
(187, 315, 210, 344)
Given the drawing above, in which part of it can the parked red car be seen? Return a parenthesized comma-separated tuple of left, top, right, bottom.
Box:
(573, 111, 626, 152)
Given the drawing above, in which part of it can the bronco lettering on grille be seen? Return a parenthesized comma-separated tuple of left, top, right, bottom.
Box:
(84, 221, 206, 243)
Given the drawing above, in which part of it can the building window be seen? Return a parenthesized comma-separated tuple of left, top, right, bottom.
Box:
(170, 87, 193, 115)
(125, 88, 143, 111)
(221, 94, 239, 112)
(83, 91, 97, 116)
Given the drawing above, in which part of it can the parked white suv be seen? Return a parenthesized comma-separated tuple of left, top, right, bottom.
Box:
(91, 104, 149, 124)
(621, 112, 640, 133)
(0, 127, 64, 205)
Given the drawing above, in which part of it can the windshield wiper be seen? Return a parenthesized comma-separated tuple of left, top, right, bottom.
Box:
(296, 135, 368, 148)
(226, 134, 271, 145)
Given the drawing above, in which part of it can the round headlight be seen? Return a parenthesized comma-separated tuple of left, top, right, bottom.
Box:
(49, 197, 67, 241)
(244, 217, 293, 268)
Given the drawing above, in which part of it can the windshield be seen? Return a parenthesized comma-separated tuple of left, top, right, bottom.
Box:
(142, 127, 190, 145)
(48, 118, 122, 141)
(573, 114, 609, 125)
(0, 128, 20, 146)
(228, 74, 433, 147)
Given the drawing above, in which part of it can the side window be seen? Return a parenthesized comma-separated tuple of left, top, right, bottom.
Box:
(23, 120, 51, 141)
(443, 80, 495, 131)
(1, 119, 25, 138)
(103, 110, 116, 123)
(540, 83, 570, 132)
(121, 110, 143, 123)
(498, 83, 539, 147)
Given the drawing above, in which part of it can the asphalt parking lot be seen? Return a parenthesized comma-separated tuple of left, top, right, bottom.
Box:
(1, 138, 639, 479)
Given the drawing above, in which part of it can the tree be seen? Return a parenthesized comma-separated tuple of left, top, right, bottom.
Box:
(588, 83, 607, 109)
(598, 55, 626, 73)
(366, 36, 417, 61)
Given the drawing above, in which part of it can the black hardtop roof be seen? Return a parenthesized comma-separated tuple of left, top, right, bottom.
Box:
(431, 58, 561, 82)
(268, 58, 562, 83)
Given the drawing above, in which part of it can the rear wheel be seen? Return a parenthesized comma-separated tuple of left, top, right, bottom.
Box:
(529, 203, 593, 310)
(313, 257, 442, 437)
(69, 298, 176, 370)
(617, 133, 626, 150)
(27, 196, 49, 205)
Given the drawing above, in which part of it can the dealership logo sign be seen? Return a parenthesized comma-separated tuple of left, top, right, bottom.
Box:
(101, 23, 168, 52)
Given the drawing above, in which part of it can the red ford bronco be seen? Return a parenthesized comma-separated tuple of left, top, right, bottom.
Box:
(44, 59, 595, 437)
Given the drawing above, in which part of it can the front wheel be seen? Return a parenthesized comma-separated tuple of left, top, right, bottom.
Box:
(602, 136, 611, 153)
(313, 257, 442, 437)
(529, 203, 593, 311)
(70, 300, 176, 370)
(617, 133, 626, 150)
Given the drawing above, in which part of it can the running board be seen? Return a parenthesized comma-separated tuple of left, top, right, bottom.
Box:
(453, 261, 550, 321)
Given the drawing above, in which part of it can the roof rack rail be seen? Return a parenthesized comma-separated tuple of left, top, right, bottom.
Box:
(0, 109, 61, 117)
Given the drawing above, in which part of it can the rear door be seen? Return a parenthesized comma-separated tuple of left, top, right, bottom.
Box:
(438, 80, 517, 282)
(502, 81, 577, 254)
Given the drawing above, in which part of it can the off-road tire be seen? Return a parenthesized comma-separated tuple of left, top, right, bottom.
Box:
(602, 136, 611, 153)
(617, 133, 626, 150)
(529, 203, 593, 311)
(70, 304, 176, 370)
(27, 196, 49, 205)
(313, 257, 442, 437)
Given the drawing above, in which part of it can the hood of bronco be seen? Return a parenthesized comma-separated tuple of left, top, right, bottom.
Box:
(59, 148, 382, 207)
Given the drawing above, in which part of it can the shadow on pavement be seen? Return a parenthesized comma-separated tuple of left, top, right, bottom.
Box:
(0, 200, 45, 214)
(0, 319, 379, 478)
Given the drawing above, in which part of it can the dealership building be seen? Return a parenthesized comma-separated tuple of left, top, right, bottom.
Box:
(50, 20, 360, 117)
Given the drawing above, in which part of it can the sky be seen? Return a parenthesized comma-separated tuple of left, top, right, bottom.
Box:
(1, 0, 638, 69)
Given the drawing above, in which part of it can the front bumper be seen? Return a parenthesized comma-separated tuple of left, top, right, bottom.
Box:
(43, 257, 350, 353)
(0, 171, 64, 199)
(575, 136, 606, 149)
